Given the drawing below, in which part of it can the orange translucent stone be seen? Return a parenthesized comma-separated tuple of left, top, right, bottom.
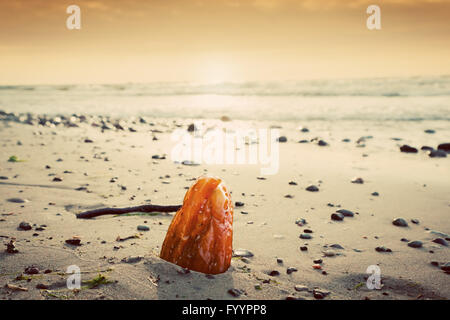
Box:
(160, 176, 233, 274)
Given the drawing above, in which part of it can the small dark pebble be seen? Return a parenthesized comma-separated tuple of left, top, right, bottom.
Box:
(331, 213, 344, 221)
(400, 145, 418, 153)
(432, 238, 448, 246)
(336, 209, 354, 217)
(305, 185, 319, 192)
(286, 267, 298, 275)
(408, 241, 423, 248)
(65, 238, 81, 246)
(227, 288, 242, 297)
(429, 149, 447, 158)
(19, 222, 32, 231)
(313, 259, 323, 264)
(392, 218, 408, 227)
(437, 143, 450, 152)
(24, 266, 39, 275)
(375, 246, 392, 253)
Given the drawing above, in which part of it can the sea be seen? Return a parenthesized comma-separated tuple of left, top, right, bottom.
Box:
(1, 76, 449, 122)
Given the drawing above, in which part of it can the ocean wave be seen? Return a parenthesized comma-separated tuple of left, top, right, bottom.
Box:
(1, 76, 450, 97)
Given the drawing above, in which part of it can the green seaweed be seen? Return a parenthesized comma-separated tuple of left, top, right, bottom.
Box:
(354, 282, 365, 290)
(82, 274, 113, 289)
(8, 155, 25, 162)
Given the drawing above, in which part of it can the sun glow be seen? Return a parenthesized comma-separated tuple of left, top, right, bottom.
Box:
(196, 59, 237, 84)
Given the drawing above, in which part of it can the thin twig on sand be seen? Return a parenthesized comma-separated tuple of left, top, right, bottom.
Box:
(76, 204, 181, 219)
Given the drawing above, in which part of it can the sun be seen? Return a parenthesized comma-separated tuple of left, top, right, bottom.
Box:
(196, 59, 236, 84)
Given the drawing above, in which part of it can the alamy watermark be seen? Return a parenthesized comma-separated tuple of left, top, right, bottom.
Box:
(66, 5, 81, 30)
(66, 265, 81, 290)
(367, 5, 381, 30)
(171, 123, 280, 175)
(366, 265, 382, 290)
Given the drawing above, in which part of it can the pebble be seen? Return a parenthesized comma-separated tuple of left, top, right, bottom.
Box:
(400, 145, 418, 153)
(330, 244, 344, 250)
(295, 218, 307, 226)
(430, 261, 440, 267)
(323, 250, 336, 257)
(317, 140, 328, 146)
(312, 264, 322, 270)
(336, 209, 354, 217)
(441, 262, 450, 272)
(0, 176, 9, 180)
(277, 136, 287, 143)
(233, 249, 254, 258)
(65, 237, 81, 246)
(227, 288, 242, 297)
(351, 177, 364, 184)
(428, 230, 450, 238)
(313, 259, 323, 264)
(7, 198, 29, 203)
(300, 246, 308, 251)
(411, 219, 419, 224)
(235, 201, 245, 207)
(18, 222, 32, 231)
(392, 218, 408, 227)
(408, 241, 423, 248)
(313, 289, 330, 299)
(286, 267, 298, 274)
(288, 181, 297, 185)
(187, 123, 196, 132)
(137, 225, 150, 231)
(424, 129, 435, 134)
(371, 192, 379, 196)
(121, 256, 143, 263)
(299, 233, 312, 240)
(331, 213, 344, 221)
(305, 185, 319, 192)
(294, 285, 308, 292)
(375, 246, 392, 253)
(5, 239, 19, 253)
(268, 270, 280, 276)
(24, 266, 39, 275)
(437, 143, 450, 152)
(428, 150, 447, 158)
(432, 238, 448, 246)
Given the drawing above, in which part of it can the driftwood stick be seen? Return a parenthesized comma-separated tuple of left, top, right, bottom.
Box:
(76, 204, 181, 219)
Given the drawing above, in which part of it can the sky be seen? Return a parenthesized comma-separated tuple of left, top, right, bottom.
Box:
(0, 0, 449, 84)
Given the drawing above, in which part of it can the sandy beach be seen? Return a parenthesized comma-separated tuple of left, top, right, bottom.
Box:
(0, 112, 449, 300)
